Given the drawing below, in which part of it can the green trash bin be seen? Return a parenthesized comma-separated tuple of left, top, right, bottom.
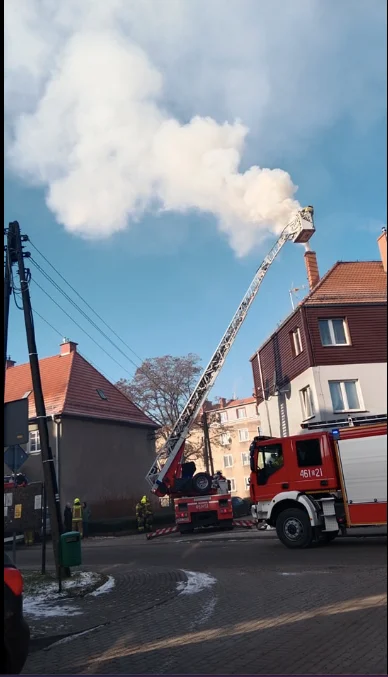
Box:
(60, 531, 82, 568)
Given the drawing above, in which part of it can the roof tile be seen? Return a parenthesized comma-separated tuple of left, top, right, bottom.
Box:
(5, 352, 157, 427)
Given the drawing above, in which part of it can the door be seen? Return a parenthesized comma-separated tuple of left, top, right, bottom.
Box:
(290, 434, 339, 492)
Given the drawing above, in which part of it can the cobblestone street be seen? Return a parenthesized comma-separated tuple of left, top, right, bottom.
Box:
(19, 531, 387, 675)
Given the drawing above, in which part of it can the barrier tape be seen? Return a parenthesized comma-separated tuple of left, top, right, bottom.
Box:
(232, 519, 255, 529)
(146, 525, 178, 540)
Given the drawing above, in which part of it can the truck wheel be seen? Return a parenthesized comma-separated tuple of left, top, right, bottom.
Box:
(276, 508, 313, 549)
(192, 472, 212, 495)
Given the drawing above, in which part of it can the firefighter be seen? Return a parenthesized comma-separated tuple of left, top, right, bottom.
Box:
(72, 498, 83, 537)
(136, 495, 153, 533)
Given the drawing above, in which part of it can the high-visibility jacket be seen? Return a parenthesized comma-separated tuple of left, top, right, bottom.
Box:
(72, 504, 83, 522)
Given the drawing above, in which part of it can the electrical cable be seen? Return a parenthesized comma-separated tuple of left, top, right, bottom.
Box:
(28, 238, 144, 363)
(31, 278, 135, 379)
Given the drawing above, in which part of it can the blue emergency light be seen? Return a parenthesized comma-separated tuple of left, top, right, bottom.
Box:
(331, 428, 340, 440)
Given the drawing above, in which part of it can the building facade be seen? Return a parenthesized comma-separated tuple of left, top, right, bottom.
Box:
(194, 397, 261, 498)
(4, 340, 158, 517)
(250, 231, 387, 437)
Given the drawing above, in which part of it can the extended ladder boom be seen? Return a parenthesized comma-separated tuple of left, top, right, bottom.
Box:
(146, 206, 315, 493)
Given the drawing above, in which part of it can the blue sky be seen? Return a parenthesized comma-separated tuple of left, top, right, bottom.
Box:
(4, 0, 386, 401)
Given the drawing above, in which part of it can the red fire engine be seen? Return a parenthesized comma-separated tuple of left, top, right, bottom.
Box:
(249, 423, 387, 548)
(145, 207, 316, 533)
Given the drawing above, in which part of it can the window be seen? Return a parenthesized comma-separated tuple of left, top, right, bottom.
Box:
(229, 478, 237, 492)
(236, 407, 247, 419)
(291, 328, 303, 356)
(238, 428, 249, 442)
(256, 443, 284, 485)
(319, 319, 349, 346)
(28, 430, 41, 454)
(300, 386, 314, 420)
(296, 439, 322, 467)
(223, 454, 234, 468)
(220, 433, 230, 446)
(96, 389, 108, 400)
(329, 380, 362, 412)
(241, 452, 250, 466)
(244, 476, 251, 490)
(219, 411, 228, 424)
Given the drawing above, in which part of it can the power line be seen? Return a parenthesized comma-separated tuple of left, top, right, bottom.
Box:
(32, 307, 113, 382)
(28, 238, 144, 363)
(30, 256, 142, 373)
(28, 253, 169, 396)
(31, 278, 135, 379)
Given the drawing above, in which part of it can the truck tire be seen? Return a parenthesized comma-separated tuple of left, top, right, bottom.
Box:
(276, 508, 313, 549)
(192, 472, 213, 495)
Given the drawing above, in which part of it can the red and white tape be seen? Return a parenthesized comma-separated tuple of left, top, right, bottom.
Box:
(146, 525, 178, 540)
(232, 519, 255, 529)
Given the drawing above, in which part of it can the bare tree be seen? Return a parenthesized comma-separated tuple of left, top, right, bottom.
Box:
(116, 354, 232, 464)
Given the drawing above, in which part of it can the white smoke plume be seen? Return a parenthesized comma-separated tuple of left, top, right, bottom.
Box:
(4, 1, 385, 256)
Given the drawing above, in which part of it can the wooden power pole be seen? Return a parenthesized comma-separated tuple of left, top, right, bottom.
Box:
(9, 221, 64, 576)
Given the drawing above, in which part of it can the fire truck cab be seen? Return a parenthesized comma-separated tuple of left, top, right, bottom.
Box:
(249, 424, 387, 548)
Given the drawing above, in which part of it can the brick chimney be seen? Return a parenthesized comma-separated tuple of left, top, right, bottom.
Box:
(377, 228, 387, 273)
(304, 249, 320, 290)
(6, 356, 16, 369)
(60, 339, 78, 356)
(218, 397, 227, 409)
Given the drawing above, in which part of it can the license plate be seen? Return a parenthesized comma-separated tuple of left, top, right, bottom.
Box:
(196, 502, 209, 510)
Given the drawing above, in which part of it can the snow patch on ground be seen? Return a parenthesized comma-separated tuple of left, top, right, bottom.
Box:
(23, 571, 112, 618)
(177, 570, 216, 596)
(23, 595, 82, 618)
(89, 576, 116, 597)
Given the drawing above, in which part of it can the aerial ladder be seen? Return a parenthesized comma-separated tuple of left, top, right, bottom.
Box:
(145, 206, 316, 535)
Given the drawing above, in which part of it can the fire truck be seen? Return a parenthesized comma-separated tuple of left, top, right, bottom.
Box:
(249, 423, 387, 548)
(145, 206, 316, 533)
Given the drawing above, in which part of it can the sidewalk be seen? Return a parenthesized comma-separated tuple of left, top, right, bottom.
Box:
(28, 566, 188, 651)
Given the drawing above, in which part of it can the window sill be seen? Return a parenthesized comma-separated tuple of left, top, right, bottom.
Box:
(321, 344, 351, 348)
(332, 409, 368, 415)
(302, 415, 315, 422)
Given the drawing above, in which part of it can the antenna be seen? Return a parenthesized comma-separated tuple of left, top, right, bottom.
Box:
(289, 284, 308, 310)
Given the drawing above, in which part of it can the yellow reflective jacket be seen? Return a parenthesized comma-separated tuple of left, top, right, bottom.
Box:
(72, 504, 83, 521)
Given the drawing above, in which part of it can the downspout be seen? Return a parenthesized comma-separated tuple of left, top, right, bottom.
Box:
(51, 416, 61, 503)
(256, 352, 273, 437)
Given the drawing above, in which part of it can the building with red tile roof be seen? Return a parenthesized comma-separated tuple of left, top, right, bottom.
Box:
(250, 231, 387, 438)
(4, 340, 158, 517)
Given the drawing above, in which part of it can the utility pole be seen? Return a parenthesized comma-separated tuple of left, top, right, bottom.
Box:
(4, 227, 16, 393)
(202, 410, 215, 476)
(10, 221, 64, 576)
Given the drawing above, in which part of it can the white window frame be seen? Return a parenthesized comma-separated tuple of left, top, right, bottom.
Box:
(28, 430, 41, 454)
(329, 379, 364, 413)
(223, 454, 234, 469)
(319, 318, 350, 347)
(291, 327, 303, 356)
(299, 386, 314, 421)
(238, 428, 249, 443)
(219, 410, 228, 424)
(241, 452, 250, 466)
(236, 407, 247, 419)
(244, 476, 251, 490)
(229, 478, 237, 493)
(220, 432, 230, 446)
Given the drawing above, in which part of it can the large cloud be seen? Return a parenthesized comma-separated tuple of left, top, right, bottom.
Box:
(4, 0, 386, 255)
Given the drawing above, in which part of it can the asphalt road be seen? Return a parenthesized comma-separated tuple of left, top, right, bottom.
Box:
(20, 530, 387, 675)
